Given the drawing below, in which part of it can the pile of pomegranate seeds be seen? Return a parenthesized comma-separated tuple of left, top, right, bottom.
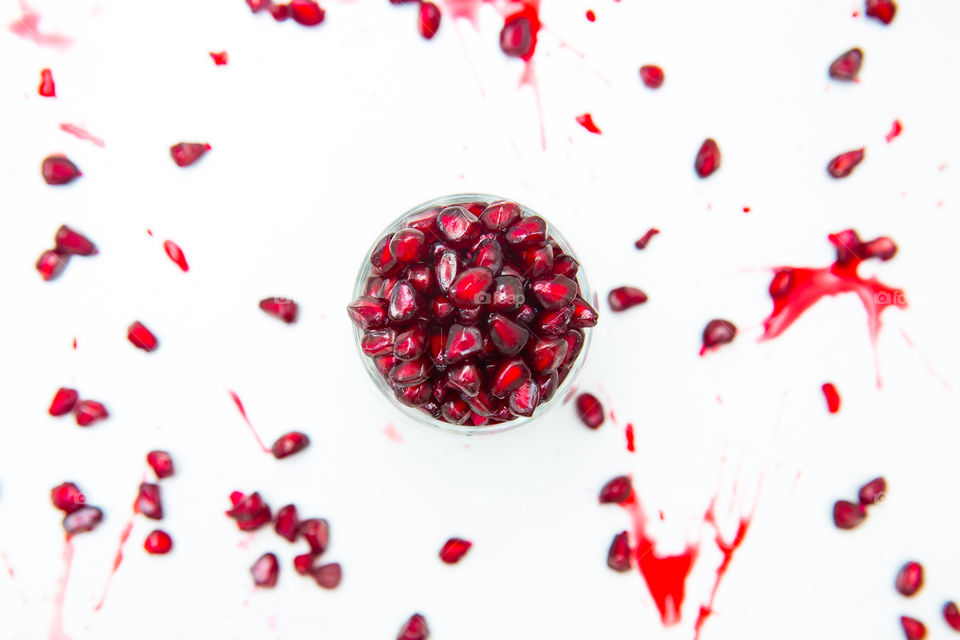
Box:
(895, 561, 924, 596)
(36, 225, 97, 281)
(700, 319, 737, 355)
(575, 392, 605, 429)
(347, 199, 598, 427)
(827, 148, 865, 178)
(832, 476, 885, 529)
(639, 65, 664, 89)
(259, 297, 299, 323)
(829, 47, 864, 81)
(52, 482, 103, 536)
(169, 142, 211, 168)
(438, 537, 472, 564)
(48, 387, 109, 426)
(397, 613, 430, 640)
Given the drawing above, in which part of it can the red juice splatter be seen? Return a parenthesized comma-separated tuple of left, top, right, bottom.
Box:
(93, 520, 134, 612)
(146, 229, 153, 237)
(743, 207, 751, 213)
(635, 228, 659, 250)
(886, 119, 902, 143)
(39, 68, 56, 97)
(49, 538, 74, 640)
(59, 124, 105, 147)
(625, 423, 635, 452)
(227, 391, 272, 453)
(575, 113, 602, 134)
(585, 9, 595, 21)
(163, 240, 189, 272)
(210, 51, 228, 65)
(9, 2, 72, 49)
(821, 382, 841, 413)
(383, 422, 404, 443)
(694, 508, 752, 639)
(72, 338, 77, 350)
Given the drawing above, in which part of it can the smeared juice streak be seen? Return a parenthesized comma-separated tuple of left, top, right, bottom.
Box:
(625, 423, 635, 452)
(49, 538, 74, 640)
(227, 391, 272, 453)
(59, 124, 105, 147)
(10, 2, 72, 49)
(518, 60, 547, 150)
(899, 329, 952, 390)
(94, 472, 146, 611)
(885, 119, 903, 143)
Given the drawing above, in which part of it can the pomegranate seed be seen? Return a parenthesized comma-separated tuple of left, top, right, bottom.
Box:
(397, 613, 430, 640)
(608, 286, 648, 312)
(504, 216, 547, 248)
(259, 297, 299, 323)
(576, 393, 604, 429)
(480, 201, 521, 231)
(246, 0, 267, 12)
(313, 562, 342, 589)
(54, 225, 97, 256)
(639, 64, 664, 89)
(74, 400, 108, 427)
(822, 382, 841, 413)
(391, 358, 430, 387)
(63, 506, 103, 536)
(943, 602, 960, 631)
(169, 142, 211, 168)
(293, 553, 315, 575)
(472, 238, 504, 275)
(552, 254, 579, 279)
(865, 0, 896, 24)
(136, 483, 163, 520)
(488, 313, 530, 355)
(226, 492, 272, 531)
(444, 324, 483, 364)
(210, 51, 228, 65)
(508, 379, 540, 417)
(347, 296, 389, 330)
(42, 155, 81, 185)
(371, 235, 400, 275)
(271, 431, 310, 459)
(144, 529, 173, 554)
(127, 321, 159, 352)
(436, 206, 480, 247)
(439, 538, 472, 564)
(270, 3, 289, 21)
(858, 477, 886, 505)
(362, 329, 396, 357)
(900, 616, 926, 640)
(390, 229, 428, 264)
(389, 281, 422, 323)
(436, 249, 460, 295)
(500, 14, 534, 58)
(441, 397, 472, 424)
(375, 355, 399, 378)
(39, 68, 56, 96)
(299, 518, 330, 554)
(395, 381, 433, 406)
(418, 2, 441, 39)
(448, 267, 494, 308)
(251, 553, 279, 588)
(51, 482, 86, 513)
(146, 450, 175, 479)
(530, 275, 577, 310)
(695, 139, 721, 178)
(36, 250, 68, 281)
(635, 228, 659, 249)
(490, 358, 532, 398)
(607, 531, 631, 572)
(701, 319, 737, 352)
(229, 491, 245, 506)
(570, 297, 599, 328)
(49, 388, 79, 416)
(406, 208, 440, 237)
(895, 561, 924, 597)
(491, 276, 525, 312)
(827, 149, 865, 178)
(290, 0, 324, 25)
(535, 305, 574, 338)
(526, 336, 568, 374)
(560, 329, 585, 367)
(862, 237, 897, 261)
(833, 500, 867, 529)
(447, 362, 482, 397)
(599, 476, 633, 504)
(394, 325, 427, 360)
(576, 113, 602, 135)
(404, 264, 436, 295)
(829, 48, 863, 81)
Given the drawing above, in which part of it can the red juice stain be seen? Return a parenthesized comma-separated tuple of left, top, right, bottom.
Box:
(227, 391, 272, 453)
(743, 206, 751, 213)
(499, 1, 546, 148)
(585, 9, 595, 21)
(821, 382, 841, 413)
(886, 119, 903, 143)
(694, 505, 752, 639)
(39, 68, 56, 97)
(59, 123, 105, 147)
(9, 2, 72, 50)
(49, 538, 74, 640)
(383, 422, 404, 443)
(635, 228, 659, 250)
(94, 473, 146, 611)
(163, 240, 189, 272)
(575, 113, 602, 134)
(146, 229, 153, 237)
(72, 337, 76, 349)
(209, 51, 228, 65)
(625, 423, 635, 452)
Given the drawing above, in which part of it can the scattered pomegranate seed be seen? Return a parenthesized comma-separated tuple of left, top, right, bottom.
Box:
(397, 613, 430, 640)
(695, 139, 721, 178)
(822, 382, 841, 413)
(169, 142, 211, 168)
(575, 113, 602, 135)
(270, 3, 289, 21)
(209, 51, 228, 65)
(439, 538, 472, 564)
(608, 286, 648, 312)
(418, 2, 441, 39)
(42, 155, 81, 185)
(274, 504, 300, 542)
(829, 48, 863, 81)
(254, 297, 299, 324)
(163, 240, 189, 272)
(299, 518, 329, 554)
(865, 0, 896, 24)
(63, 506, 103, 536)
(886, 119, 903, 143)
(127, 321, 159, 352)
(49, 388, 79, 416)
(36, 250, 68, 281)
(270, 431, 310, 459)
(599, 476, 633, 504)
(634, 228, 659, 249)
(827, 149, 865, 178)
(895, 561, 924, 597)
(51, 482, 86, 513)
(74, 400, 108, 427)
(144, 530, 173, 554)
(313, 562, 342, 589)
(246, 0, 267, 12)
(858, 477, 886, 505)
(293, 553, 315, 575)
(55, 225, 97, 256)
(900, 616, 926, 640)
(500, 13, 534, 59)
(251, 553, 280, 588)
(607, 531, 631, 572)
(136, 483, 164, 520)
(833, 500, 867, 529)
(39, 68, 56, 97)
(226, 492, 272, 531)
(639, 65, 664, 89)
(701, 319, 737, 354)
(289, 0, 325, 25)
(576, 393, 605, 429)
(585, 9, 596, 22)
(943, 602, 960, 631)
(146, 450, 175, 479)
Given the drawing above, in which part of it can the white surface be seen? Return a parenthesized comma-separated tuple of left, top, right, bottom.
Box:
(0, 0, 958, 638)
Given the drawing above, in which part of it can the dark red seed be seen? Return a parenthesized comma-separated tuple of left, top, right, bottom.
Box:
(36, 250, 68, 281)
(827, 149, 865, 178)
(54, 225, 97, 256)
(347, 296, 389, 330)
(531, 275, 577, 310)
(943, 602, 960, 631)
(144, 529, 173, 554)
(390, 229, 428, 264)
(300, 518, 330, 554)
(51, 482, 85, 513)
(490, 358, 532, 398)
(362, 329, 397, 357)
(42, 155, 81, 185)
(456, 305, 485, 326)
(535, 371, 559, 403)
(395, 381, 433, 407)
(634, 228, 659, 249)
(599, 476, 633, 504)
(895, 561, 924, 597)
(491, 276, 525, 312)
(447, 362, 482, 397)
(371, 234, 399, 275)
(858, 477, 886, 506)
(375, 355, 399, 378)
(833, 500, 867, 530)
(269, 3, 289, 21)
(251, 553, 279, 588)
(465, 388, 499, 417)
(436, 206, 480, 247)
(259, 297, 299, 323)
(514, 304, 536, 325)
(488, 313, 530, 355)
(822, 382, 841, 413)
(441, 398, 471, 424)
(74, 400, 108, 427)
(271, 431, 309, 459)
(508, 379, 540, 417)
(389, 281, 422, 323)
(504, 215, 547, 248)
(639, 64, 664, 89)
(39, 68, 56, 96)
(394, 325, 427, 360)
(862, 237, 897, 261)
(378, 275, 401, 300)
(397, 613, 430, 640)
(829, 48, 863, 81)
(535, 305, 574, 338)
(701, 319, 737, 352)
(435, 249, 459, 296)
(607, 531, 631, 572)
(500, 14, 534, 59)
(900, 616, 926, 640)
(527, 336, 568, 374)
(391, 358, 430, 387)
(608, 286, 648, 312)
(439, 538, 472, 564)
(865, 0, 896, 24)
(226, 492, 272, 531)
(695, 139, 721, 178)
(146, 450, 174, 479)
(136, 483, 163, 520)
(293, 553, 315, 575)
(444, 324, 483, 364)
(405, 208, 440, 237)
(560, 329, 585, 366)
(472, 238, 504, 275)
(405, 264, 435, 294)
(480, 201, 521, 231)
(576, 393, 604, 429)
(63, 506, 103, 536)
(448, 267, 494, 308)
(49, 388, 79, 416)
(418, 1, 441, 39)
(313, 562, 342, 589)
(170, 142, 211, 168)
(127, 321, 159, 352)
(552, 254, 579, 279)
(290, 0, 325, 25)
(570, 297, 599, 329)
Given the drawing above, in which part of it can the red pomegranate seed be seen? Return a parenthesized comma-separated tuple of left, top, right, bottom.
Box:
(390, 229, 428, 264)
(608, 286, 647, 312)
(575, 113, 602, 135)
(347, 296, 389, 330)
(701, 319, 737, 353)
(300, 518, 330, 554)
(251, 553, 280, 588)
(39, 68, 56, 96)
(313, 562, 342, 588)
(570, 297, 599, 328)
(36, 250, 68, 281)
(146, 450, 175, 479)
(293, 553, 315, 575)
(900, 616, 926, 640)
(271, 431, 310, 459)
(552, 254, 579, 279)
(500, 13, 534, 59)
(394, 326, 426, 360)
(560, 329, 585, 367)
(536, 370, 559, 403)
(530, 275, 577, 310)
(833, 500, 867, 529)
(491, 276, 525, 312)
(290, 0, 324, 25)
(436, 206, 480, 247)
(943, 602, 960, 631)
(391, 358, 430, 387)
(575, 393, 605, 429)
(480, 201, 521, 231)
(508, 379, 540, 417)
(144, 529, 173, 554)
(42, 155, 81, 185)
(136, 483, 164, 520)
(447, 267, 494, 308)
(226, 492, 272, 531)
(490, 358, 532, 398)
(535, 305, 574, 338)
(895, 561, 924, 597)
(49, 387, 79, 416)
(607, 531, 631, 572)
(51, 482, 86, 513)
(886, 119, 903, 143)
(389, 281, 422, 323)
(441, 397, 472, 424)
(863, 236, 897, 260)
(397, 613, 430, 640)
(127, 321, 159, 352)
(375, 355, 399, 378)
(270, 3, 289, 20)
(229, 491, 245, 506)
(447, 362, 482, 397)
(436, 249, 460, 295)
(404, 264, 435, 295)
(865, 0, 896, 24)
(63, 506, 103, 536)
(829, 48, 863, 81)
(169, 142, 211, 168)
(418, 2, 441, 39)
(274, 504, 300, 542)
(695, 139, 721, 178)
(827, 149, 865, 178)
(246, 0, 267, 12)
(444, 324, 483, 364)
(635, 228, 659, 249)
(639, 64, 664, 89)
(439, 538, 472, 564)
(488, 313, 530, 355)
(209, 51, 228, 65)
(259, 297, 299, 323)
(599, 476, 633, 504)
(74, 400, 108, 427)
(55, 225, 97, 256)
(396, 381, 433, 407)
(821, 383, 841, 413)
(527, 336, 568, 374)
(504, 216, 547, 248)
(858, 477, 886, 505)
(371, 234, 399, 275)
(472, 238, 504, 275)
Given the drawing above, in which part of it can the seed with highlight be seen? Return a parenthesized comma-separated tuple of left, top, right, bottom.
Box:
(695, 139, 721, 178)
(858, 477, 886, 506)
(943, 602, 960, 631)
(74, 400, 108, 427)
(639, 65, 664, 89)
(127, 321, 159, 352)
(42, 155, 81, 185)
(827, 149, 865, 178)
(576, 393, 604, 429)
(900, 616, 926, 640)
(55, 225, 97, 256)
(251, 553, 279, 588)
(144, 530, 173, 554)
(170, 142, 211, 168)
(833, 500, 866, 530)
(701, 319, 737, 353)
(418, 2, 441, 39)
(51, 482, 85, 513)
(271, 432, 310, 459)
(146, 450, 175, 479)
(397, 613, 430, 640)
(607, 531, 631, 572)
(608, 287, 647, 312)
(290, 0, 325, 25)
(865, 0, 896, 24)
(599, 476, 633, 504)
(829, 48, 863, 81)
(895, 561, 923, 597)
(49, 388, 79, 416)
(439, 538, 472, 564)
(63, 506, 103, 535)
(260, 297, 299, 323)
(136, 483, 164, 519)
(313, 562, 342, 589)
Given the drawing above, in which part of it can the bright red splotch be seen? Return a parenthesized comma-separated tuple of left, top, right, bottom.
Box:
(227, 390, 272, 453)
(163, 240, 189, 272)
(383, 422, 404, 443)
(9, 2, 72, 50)
(39, 68, 56, 97)
(635, 228, 659, 250)
(743, 207, 751, 213)
(575, 113, 602, 134)
(60, 123, 105, 147)
(93, 519, 134, 611)
(585, 9, 595, 21)
(885, 119, 903, 143)
(625, 423, 635, 452)
(694, 504, 753, 639)
(821, 382, 841, 413)
(210, 51, 228, 65)
(49, 539, 74, 640)
(72, 337, 77, 350)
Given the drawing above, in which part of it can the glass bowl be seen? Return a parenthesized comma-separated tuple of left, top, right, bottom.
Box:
(350, 193, 596, 436)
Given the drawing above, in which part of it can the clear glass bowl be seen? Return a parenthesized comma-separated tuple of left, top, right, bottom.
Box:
(350, 193, 595, 436)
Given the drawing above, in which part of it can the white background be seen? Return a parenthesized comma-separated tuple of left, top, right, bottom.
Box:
(0, 0, 958, 638)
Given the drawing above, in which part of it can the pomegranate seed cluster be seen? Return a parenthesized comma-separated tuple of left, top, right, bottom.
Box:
(347, 199, 599, 427)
